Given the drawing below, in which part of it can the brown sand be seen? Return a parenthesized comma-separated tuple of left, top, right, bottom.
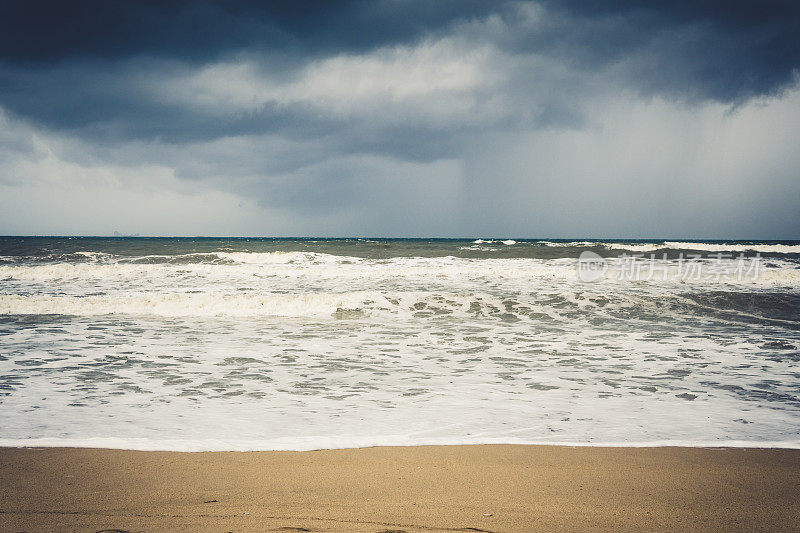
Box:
(1, 445, 798, 532)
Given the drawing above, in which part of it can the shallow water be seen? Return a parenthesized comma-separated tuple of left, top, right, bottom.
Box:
(1, 237, 799, 450)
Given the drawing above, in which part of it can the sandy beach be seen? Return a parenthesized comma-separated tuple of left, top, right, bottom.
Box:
(0, 445, 798, 532)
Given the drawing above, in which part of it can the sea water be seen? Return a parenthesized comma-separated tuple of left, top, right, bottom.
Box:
(0, 237, 798, 450)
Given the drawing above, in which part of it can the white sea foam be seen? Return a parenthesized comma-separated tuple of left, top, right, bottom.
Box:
(214, 251, 342, 264)
(535, 240, 800, 253)
(0, 291, 406, 318)
(1, 242, 799, 452)
(1, 437, 798, 452)
(458, 245, 499, 251)
(2, 253, 797, 285)
(473, 239, 517, 245)
(73, 251, 115, 261)
(661, 241, 800, 253)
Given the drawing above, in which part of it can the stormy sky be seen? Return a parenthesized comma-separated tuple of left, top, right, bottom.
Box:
(1, 1, 799, 237)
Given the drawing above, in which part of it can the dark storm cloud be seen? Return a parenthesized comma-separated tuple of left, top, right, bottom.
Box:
(0, 1, 505, 156)
(527, 0, 800, 101)
(0, 0, 497, 63)
(0, 61, 474, 172)
(0, 1, 797, 97)
(0, 1, 797, 147)
(0, 61, 335, 142)
(1, 1, 800, 237)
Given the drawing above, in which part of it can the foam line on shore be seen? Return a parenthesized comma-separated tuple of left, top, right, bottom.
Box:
(2, 436, 799, 452)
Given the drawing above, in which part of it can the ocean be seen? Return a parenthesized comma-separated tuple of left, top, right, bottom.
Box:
(0, 237, 799, 450)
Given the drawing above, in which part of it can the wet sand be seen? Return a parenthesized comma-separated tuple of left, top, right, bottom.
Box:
(1, 445, 799, 532)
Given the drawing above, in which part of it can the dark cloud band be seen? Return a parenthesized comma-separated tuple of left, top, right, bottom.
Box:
(0, 1, 496, 62)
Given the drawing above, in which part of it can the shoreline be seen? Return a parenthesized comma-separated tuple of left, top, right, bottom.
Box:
(2, 444, 799, 532)
(3, 439, 800, 452)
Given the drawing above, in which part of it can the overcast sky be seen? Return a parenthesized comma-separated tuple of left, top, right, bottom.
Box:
(1, 0, 799, 238)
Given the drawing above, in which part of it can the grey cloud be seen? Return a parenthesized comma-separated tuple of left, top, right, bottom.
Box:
(521, 1, 800, 101)
(0, 1, 498, 63)
(1, 0, 798, 162)
(1, 1, 799, 237)
(1, 1, 798, 142)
